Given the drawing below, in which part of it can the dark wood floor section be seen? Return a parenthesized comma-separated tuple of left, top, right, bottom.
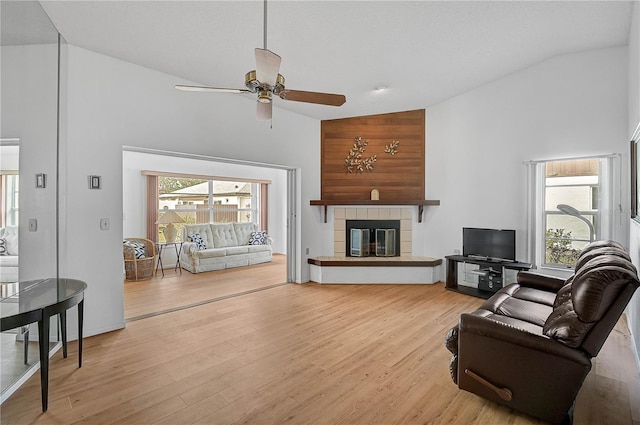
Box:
(2, 268, 639, 424)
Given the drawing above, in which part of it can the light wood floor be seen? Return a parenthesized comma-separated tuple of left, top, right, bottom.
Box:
(124, 254, 288, 321)
(2, 271, 639, 424)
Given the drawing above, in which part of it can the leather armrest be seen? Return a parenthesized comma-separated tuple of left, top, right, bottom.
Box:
(516, 271, 567, 293)
(457, 312, 591, 424)
(459, 313, 590, 366)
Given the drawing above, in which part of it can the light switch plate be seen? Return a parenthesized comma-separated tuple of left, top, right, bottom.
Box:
(28, 219, 37, 232)
(100, 218, 110, 230)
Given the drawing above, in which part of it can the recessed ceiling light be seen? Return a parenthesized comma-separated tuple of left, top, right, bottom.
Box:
(374, 84, 388, 91)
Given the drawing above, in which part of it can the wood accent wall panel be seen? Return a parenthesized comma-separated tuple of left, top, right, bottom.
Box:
(321, 109, 425, 201)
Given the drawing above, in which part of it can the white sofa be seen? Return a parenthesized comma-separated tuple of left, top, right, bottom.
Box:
(0, 226, 19, 283)
(180, 222, 272, 273)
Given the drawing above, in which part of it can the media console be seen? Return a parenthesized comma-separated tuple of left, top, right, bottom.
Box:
(445, 255, 532, 299)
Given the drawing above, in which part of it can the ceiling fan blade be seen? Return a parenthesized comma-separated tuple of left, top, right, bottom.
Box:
(256, 101, 272, 121)
(279, 89, 346, 106)
(255, 48, 281, 87)
(175, 84, 250, 93)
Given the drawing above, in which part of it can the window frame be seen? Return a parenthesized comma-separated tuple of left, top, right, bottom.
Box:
(143, 171, 270, 242)
(526, 154, 620, 271)
(1, 172, 19, 228)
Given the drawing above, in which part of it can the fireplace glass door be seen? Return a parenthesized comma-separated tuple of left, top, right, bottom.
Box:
(350, 229, 370, 257)
(375, 229, 396, 257)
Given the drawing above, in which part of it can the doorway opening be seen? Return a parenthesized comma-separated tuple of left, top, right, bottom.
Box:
(122, 147, 296, 320)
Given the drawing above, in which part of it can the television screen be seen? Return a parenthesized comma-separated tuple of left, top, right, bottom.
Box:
(463, 228, 516, 262)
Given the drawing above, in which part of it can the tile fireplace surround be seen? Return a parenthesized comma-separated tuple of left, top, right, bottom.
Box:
(308, 206, 442, 284)
(333, 207, 413, 257)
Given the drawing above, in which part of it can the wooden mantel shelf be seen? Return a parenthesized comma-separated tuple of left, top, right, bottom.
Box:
(310, 200, 440, 223)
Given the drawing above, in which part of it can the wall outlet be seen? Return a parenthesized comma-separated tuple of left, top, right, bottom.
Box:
(305, 248, 310, 255)
(100, 218, 110, 230)
(454, 249, 461, 255)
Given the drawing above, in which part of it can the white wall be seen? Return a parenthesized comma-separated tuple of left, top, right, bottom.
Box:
(58, 45, 320, 339)
(423, 47, 629, 273)
(627, 2, 640, 368)
(122, 150, 288, 266)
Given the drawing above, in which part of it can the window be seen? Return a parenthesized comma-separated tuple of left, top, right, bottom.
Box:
(544, 159, 599, 266)
(145, 173, 269, 242)
(1, 173, 19, 228)
(527, 155, 619, 269)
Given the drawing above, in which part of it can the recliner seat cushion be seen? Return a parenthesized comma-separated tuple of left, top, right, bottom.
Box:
(475, 285, 554, 331)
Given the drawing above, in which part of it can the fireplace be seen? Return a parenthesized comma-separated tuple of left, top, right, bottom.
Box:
(346, 220, 401, 257)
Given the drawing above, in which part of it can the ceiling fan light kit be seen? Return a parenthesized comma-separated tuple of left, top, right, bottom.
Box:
(257, 90, 272, 104)
(175, 0, 346, 121)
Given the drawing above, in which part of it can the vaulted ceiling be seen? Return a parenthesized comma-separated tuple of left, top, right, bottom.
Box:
(37, 1, 634, 121)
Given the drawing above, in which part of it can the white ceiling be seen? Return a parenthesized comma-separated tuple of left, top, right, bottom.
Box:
(38, 1, 633, 121)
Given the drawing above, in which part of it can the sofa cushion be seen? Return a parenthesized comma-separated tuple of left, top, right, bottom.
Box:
(248, 231, 268, 245)
(183, 224, 215, 249)
(212, 223, 239, 248)
(2, 226, 18, 255)
(188, 233, 207, 250)
(0, 255, 18, 267)
(194, 248, 227, 259)
(247, 244, 270, 253)
(233, 222, 257, 245)
(226, 246, 249, 255)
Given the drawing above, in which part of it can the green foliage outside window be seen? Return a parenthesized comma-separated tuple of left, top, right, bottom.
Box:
(545, 228, 580, 266)
(158, 177, 206, 194)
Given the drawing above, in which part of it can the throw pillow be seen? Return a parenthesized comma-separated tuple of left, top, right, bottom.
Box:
(123, 240, 147, 259)
(188, 233, 207, 251)
(2, 225, 18, 255)
(248, 231, 268, 245)
(0, 238, 7, 256)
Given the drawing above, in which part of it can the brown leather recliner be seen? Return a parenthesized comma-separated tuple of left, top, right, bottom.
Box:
(445, 240, 639, 424)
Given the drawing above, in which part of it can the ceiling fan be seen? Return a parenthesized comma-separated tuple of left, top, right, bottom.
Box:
(175, 0, 346, 121)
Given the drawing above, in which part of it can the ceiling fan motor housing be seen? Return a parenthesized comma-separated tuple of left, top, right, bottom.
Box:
(245, 70, 285, 95)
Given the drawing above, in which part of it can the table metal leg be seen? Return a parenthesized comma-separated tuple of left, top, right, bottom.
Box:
(60, 310, 68, 358)
(23, 327, 29, 365)
(155, 245, 165, 277)
(78, 299, 84, 368)
(37, 317, 50, 412)
(173, 243, 182, 274)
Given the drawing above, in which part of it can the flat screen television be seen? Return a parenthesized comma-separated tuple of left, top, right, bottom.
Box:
(462, 227, 516, 262)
